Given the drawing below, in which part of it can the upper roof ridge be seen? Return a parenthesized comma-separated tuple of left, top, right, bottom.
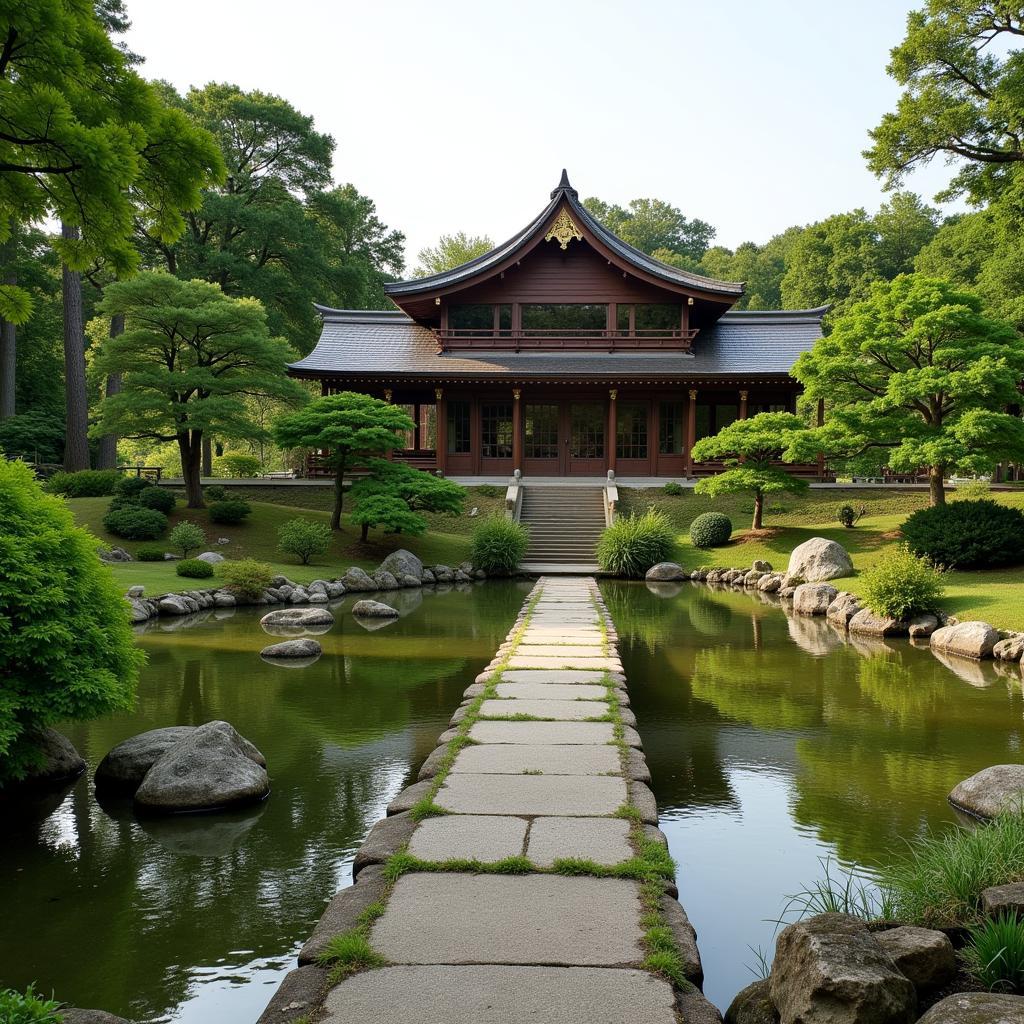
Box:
(550, 168, 578, 201)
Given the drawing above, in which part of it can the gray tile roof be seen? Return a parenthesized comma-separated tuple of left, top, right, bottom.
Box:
(289, 307, 826, 381)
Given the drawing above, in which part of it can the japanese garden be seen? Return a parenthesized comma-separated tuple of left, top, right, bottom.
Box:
(8, 3, 1024, 1024)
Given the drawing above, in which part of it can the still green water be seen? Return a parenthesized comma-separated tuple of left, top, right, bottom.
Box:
(601, 579, 1024, 1011)
(1, 581, 530, 1024)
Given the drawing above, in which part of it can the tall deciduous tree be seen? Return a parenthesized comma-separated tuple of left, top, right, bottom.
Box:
(271, 394, 414, 530)
(61, 223, 90, 471)
(414, 232, 494, 277)
(583, 196, 715, 264)
(690, 414, 810, 530)
(789, 274, 1024, 505)
(93, 273, 306, 507)
(866, 1, 1024, 202)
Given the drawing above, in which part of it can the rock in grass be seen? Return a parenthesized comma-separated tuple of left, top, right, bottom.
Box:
(949, 764, 1024, 819)
(769, 913, 916, 1024)
(352, 599, 399, 619)
(752, 559, 773, 573)
(133, 721, 268, 813)
(645, 561, 687, 582)
(260, 638, 322, 659)
(786, 537, 854, 583)
(725, 979, 778, 1024)
(792, 583, 838, 616)
(260, 606, 334, 629)
(195, 551, 224, 564)
(917, 993, 1024, 1023)
(930, 621, 999, 660)
(981, 881, 1024, 918)
(378, 549, 424, 580)
(96, 726, 196, 793)
(874, 926, 955, 991)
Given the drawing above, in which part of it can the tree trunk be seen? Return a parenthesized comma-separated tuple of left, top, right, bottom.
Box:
(96, 313, 124, 468)
(331, 456, 346, 530)
(61, 223, 91, 472)
(0, 231, 16, 420)
(752, 490, 764, 531)
(178, 431, 205, 508)
(928, 466, 946, 506)
(361, 521, 369, 542)
(202, 435, 213, 476)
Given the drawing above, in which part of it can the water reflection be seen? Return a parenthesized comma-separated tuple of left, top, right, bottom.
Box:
(601, 579, 1024, 1013)
(0, 582, 527, 1024)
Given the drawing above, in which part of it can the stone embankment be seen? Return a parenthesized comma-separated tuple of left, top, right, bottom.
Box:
(258, 576, 719, 1024)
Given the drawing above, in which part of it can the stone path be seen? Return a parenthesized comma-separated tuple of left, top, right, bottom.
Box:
(259, 577, 718, 1024)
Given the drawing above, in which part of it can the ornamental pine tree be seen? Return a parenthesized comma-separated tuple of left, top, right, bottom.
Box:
(690, 413, 810, 530)
(350, 460, 465, 541)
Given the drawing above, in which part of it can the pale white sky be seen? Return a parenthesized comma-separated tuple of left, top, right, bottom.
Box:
(125, 0, 963, 272)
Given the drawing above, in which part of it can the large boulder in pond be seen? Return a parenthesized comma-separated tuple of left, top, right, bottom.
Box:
(19, 728, 85, 787)
(133, 721, 269, 813)
(769, 913, 916, 1024)
(260, 638, 322, 660)
(339, 566, 376, 592)
(352, 599, 399, 619)
(792, 583, 838, 616)
(848, 608, 908, 637)
(917, 993, 1024, 1023)
(646, 562, 687, 582)
(930, 621, 999, 660)
(378, 549, 423, 581)
(96, 726, 196, 793)
(59, 1011, 134, 1024)
(786, 537, 854, 583)
(949, 764, 1024, 819)
(260, 606, 334, 630)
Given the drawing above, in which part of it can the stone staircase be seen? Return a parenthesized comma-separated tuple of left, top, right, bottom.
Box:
(519, 486, 606, 570)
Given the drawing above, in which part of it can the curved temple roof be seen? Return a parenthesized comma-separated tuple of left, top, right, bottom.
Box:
(385, 170, 745, 302)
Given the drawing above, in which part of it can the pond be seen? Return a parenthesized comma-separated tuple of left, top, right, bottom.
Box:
(1, 580, 530, 1024)
(601, 579, 1024, 1012)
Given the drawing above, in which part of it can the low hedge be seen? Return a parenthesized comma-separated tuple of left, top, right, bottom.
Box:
(135, 546, 167, 562)
(45, 469, 121, 497)
(208, 498, 252, 524)
(176, 558, 214, 579)
(102, 505, 168, 540)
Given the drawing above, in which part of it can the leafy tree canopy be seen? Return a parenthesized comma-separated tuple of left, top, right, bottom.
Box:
(790, 273, 1024, 504)
(583, 196, 715, 264)
(92, 272, 305, 507)
(0, 0, 223, 323)
(350, 459, 465, 540)
(690, 413, 810, 529)
(866, 0, 1024, 202)
(414, 232, 494, 277)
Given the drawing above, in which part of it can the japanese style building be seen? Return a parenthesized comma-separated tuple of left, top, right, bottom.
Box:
(289, 171, 828, 479)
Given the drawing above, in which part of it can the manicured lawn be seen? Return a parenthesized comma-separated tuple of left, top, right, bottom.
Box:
(69, 488, 505, 597)
(619, 486, 1024, 631)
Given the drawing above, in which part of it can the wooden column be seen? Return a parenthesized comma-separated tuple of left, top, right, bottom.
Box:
(512, 388, 523, 473)
(816, 397, 825, 482)
(384, 388, 394, 460)
(685, 388, 698, 477)
(607, 389, 618, 474)
(739, 389, 749, 420)
(436, 388, 447, 475)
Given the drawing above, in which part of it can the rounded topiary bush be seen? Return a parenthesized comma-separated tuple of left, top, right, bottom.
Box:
(135, 546, 167, 562)
(102, 505, 168, 540)
(689, 511, 732, 548)
(208, 498, 252, 524)
(901, 499, 1024, 569)
(596, 508, 675, 578)
(113, 475, 153, 501)
(138, 486, 176, 514)
(176, 558, 214, 579)
(471, 517, 529, 575)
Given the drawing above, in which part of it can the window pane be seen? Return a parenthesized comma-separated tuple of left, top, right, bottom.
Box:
(524, 404, 559, 459)
(446, 400, 471, 454)
(498, 304, 512, 332)
(449, 304, 493, 331)
(570, 404, 604, 459)
(399, 403, 416, 449)
(716, 405, 739, 432)
(616, 305, 630, 333)
(481, 402, 513, 459)
(658, 402, 684, 455)
(616, 402, 648, 460)
(635, 304, 681, 331)
(695, 405, 712, 441)
(521, 303, 607, 332)
(752, 402, 789, 416)
(420, 405, 437, 449)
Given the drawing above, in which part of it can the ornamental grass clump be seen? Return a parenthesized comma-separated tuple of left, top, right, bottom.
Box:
(596, 508, 675, 578)
(964, 912, 1024, 992)
(859, 546, 944, 620)
(471, 517, 529, 575)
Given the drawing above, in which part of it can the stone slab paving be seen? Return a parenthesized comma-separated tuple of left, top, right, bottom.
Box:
(261, 575, 712, 1024)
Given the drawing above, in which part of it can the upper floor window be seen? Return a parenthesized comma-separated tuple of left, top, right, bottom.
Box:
(521, 303, 607, 333)
(449, 304, 493, 331)
(635, 304, 680, 331)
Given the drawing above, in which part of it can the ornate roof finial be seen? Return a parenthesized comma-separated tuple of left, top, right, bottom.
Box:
(550, 168, 578, 201)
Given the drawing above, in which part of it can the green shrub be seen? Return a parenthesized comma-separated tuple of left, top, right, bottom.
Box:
(204, 484, 227, 501)
(0, 461, 142, 785)
(663, 481, 684, 496)
(964, 912, 1024, 992)
(473, 484, 502, 498)
(837, 504, 858, 528)
(689, 511, 732, 548)
(45, 469, 121, 497)
(597, 508, 675, 578)
(217, 558, 274, 599)
(860, 546, 944, 620)
(0, 985, 63, 1024)
(471, 517, 529, 575)
(176, 558, 214, 579)
(135, 546, 167, 562)
(138, 486, 176, 514)
(102, 505, 168, 540)
(208, 498, 252, 524)
(215, 453, 261, 477)
(169, 521, 206, 557)
(901, 499, 1024, 569)
(278, 518, 332, 565)
(113, 475, 152, 500)
(954, 479, 992, 501)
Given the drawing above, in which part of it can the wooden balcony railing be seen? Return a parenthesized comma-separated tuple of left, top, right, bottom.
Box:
(436, 328, 698, 353)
